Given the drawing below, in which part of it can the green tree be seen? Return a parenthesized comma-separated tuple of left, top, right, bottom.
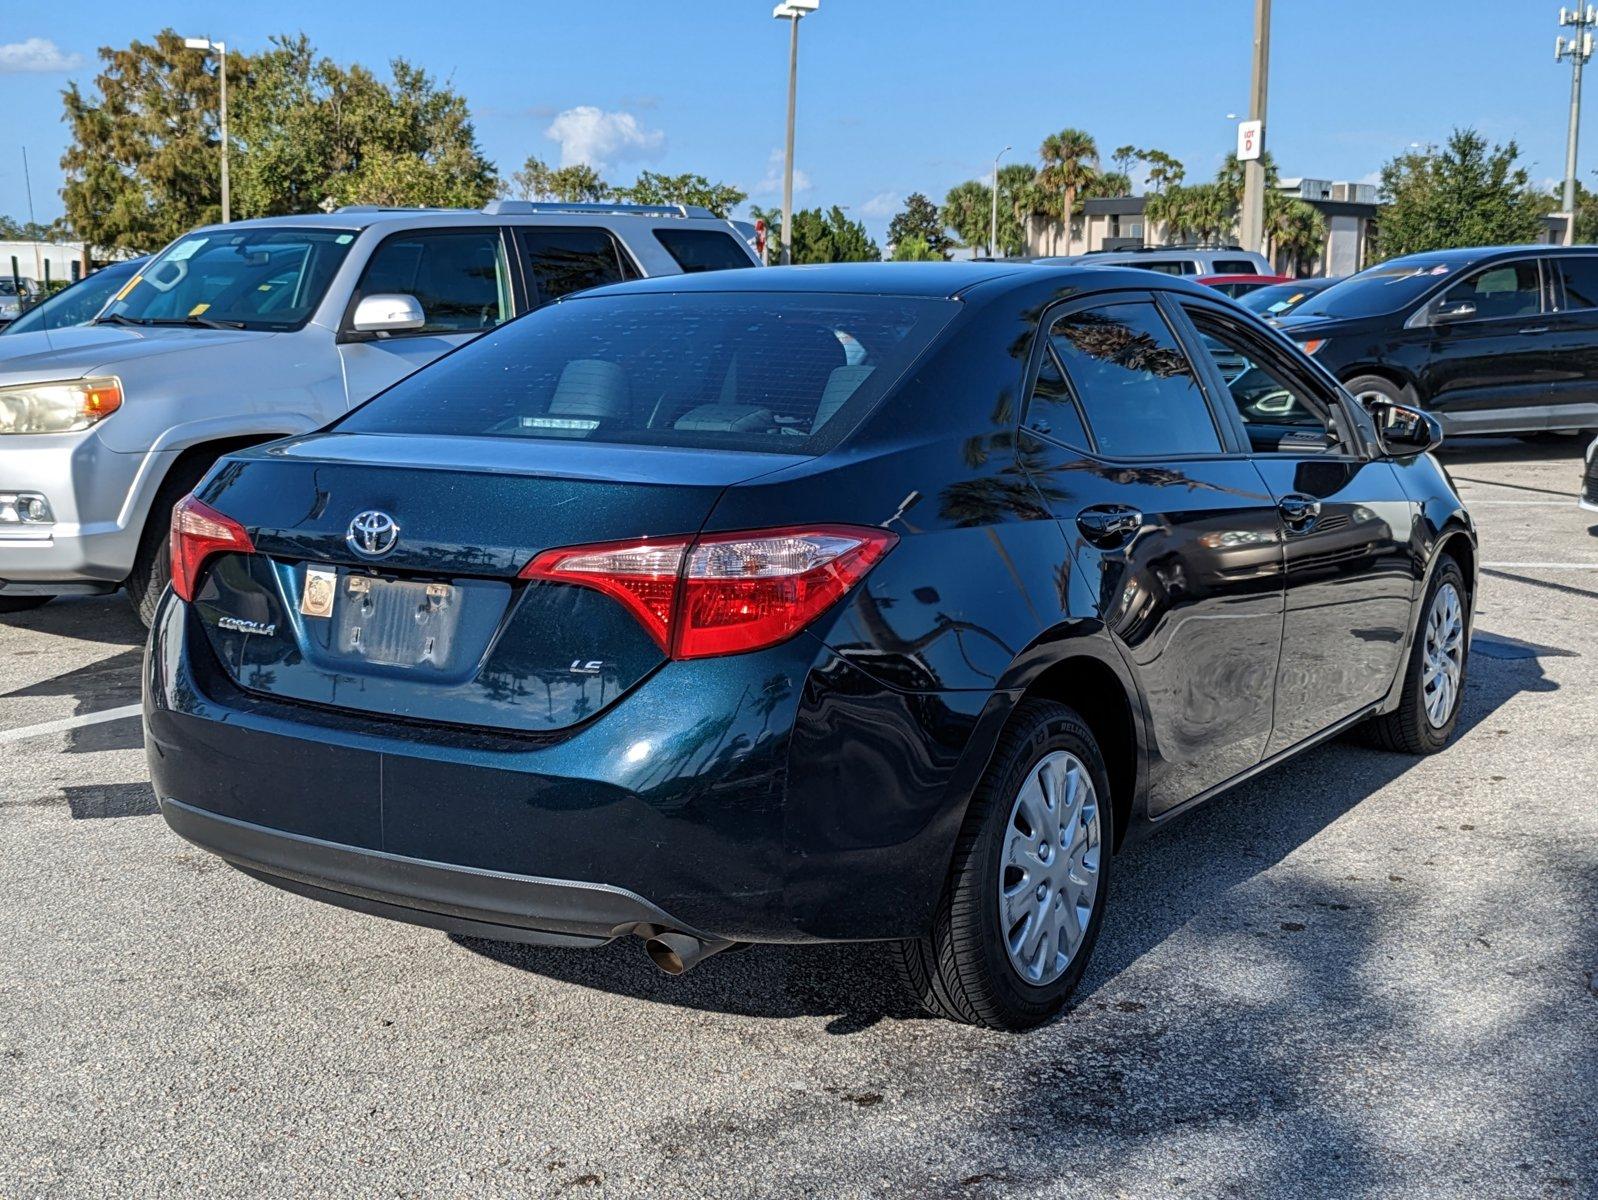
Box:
(1038, 127, 1099, 225)
(996, 163, 1037, 256)
(60, 29, 241, 254)
(545, 164, 610, 203)
(886, 192, 952, 258)
(1374, 128, 1545, 260)
(941, 179, 992, 254)
(890, 233, 942, 261)
(612, 171, 745, 216)
(752, 204, 879, 262)
(1141, 148, 1185, 193)
(1551, 177, 1598, 242)
(507, 155, 554, 201)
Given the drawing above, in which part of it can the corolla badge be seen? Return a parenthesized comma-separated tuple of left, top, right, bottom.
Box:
(346, 509, 400, 558)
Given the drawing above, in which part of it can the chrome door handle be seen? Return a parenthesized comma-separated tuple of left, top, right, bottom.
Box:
(1076, 504, 1143, 547)
(1519, 326, 1551, 335)
(1278, 494, 1321, 528)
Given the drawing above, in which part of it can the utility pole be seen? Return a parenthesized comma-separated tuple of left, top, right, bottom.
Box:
(183, 37, 230, 223)
(991, 146, 1010, 257)
(773, 1, 818, 265)
(21, 146, 42, 286)
(1558, 6, 1596, 245)
(1238, 0, 1271, 255)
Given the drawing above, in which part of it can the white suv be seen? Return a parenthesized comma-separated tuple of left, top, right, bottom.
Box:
(0, 201, 758, 621)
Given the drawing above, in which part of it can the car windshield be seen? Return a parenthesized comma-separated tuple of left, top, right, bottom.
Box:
(336, 292, 959, 454)
(98, 228, 356, 331)
(0, 280, 25, 296)
(1291, 259, 1459, 319)
(1239, 281, 1326, 317)
(2, 261, 144, 336)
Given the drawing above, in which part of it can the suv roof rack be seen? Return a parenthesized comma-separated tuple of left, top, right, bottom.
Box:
(480, 200, 718, 219)
(1083, 243, 1246, 255)
(333, 205, 467, 214)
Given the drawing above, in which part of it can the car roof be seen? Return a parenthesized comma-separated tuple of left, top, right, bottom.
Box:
(182, 206, 741, 237)
(1380, 244, 1598, 268)
(573, 260, 1220, 301)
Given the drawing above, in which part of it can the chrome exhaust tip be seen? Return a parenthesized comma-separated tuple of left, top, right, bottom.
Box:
(643, 931, 733, 976)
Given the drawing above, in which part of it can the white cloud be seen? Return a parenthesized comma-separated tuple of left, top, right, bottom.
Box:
(543, 106, 664, 171)
(754, 148, 811, 198)
(859, 191, 902, 218)
(0, 38, 83, 74)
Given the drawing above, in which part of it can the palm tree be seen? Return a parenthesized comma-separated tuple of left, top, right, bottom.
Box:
(1038, 127, 1100, 251)
(1267, 196, 1327, 273)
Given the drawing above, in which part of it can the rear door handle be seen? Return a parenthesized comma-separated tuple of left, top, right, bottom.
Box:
(1278, 494, 1321, 529)
(1075, 504, 1143, 547)
(1519, 326, 1551, 335)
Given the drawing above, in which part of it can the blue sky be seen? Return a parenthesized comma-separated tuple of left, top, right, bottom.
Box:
(0, 1, 1577, 243)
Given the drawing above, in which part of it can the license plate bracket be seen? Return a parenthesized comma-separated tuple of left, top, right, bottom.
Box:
(331, 574, 461, 668)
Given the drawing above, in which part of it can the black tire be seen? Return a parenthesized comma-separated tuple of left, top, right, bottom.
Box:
(892, 699, 1114, 1031)
(0, 595, 52, 614)
(127, 459, 213, 627)
(1365, 556, 1468, 754)
(1342, 374, 1411, 410)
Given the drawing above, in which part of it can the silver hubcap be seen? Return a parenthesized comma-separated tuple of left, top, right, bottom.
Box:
(1422, 582, 1465, 728)
(999, 750, 1101, 986)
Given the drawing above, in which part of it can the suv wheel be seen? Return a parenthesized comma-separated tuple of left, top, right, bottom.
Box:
(893, 700, 1113, 1030)
(1365, 556, 1468, 754)
(127, 460, 213, 627)
(1343, 374, 1411, 410)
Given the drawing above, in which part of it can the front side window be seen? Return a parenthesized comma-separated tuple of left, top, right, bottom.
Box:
(336, 293, 957, 454)
(99, 228, 356, 331)
(1439, 260, 1541, 320)
(1186, 312, 1339, 453)
(354, 229, 511, 334)
(1212, 259, 1262, 275)
(518, 227, 638, 303)
(1046, 301, 1222, 457)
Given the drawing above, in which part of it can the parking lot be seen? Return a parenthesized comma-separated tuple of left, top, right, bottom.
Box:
(1, 438, 1594, 1199)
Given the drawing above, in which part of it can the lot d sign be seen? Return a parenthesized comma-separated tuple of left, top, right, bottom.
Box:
(1237, 119, 1263, 162)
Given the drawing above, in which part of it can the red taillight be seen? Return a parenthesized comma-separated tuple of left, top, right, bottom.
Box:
(520, 525, 897, 659)
(169, 494, 253, 602)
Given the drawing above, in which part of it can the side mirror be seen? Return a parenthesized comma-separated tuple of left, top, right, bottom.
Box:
(1427, 297, 1477, 325)
(350, 293, 425, 336)
(1365, 397, 1444, 458)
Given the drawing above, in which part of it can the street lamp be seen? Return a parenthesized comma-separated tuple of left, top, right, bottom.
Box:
(773, 0, 819, 265)
(991, 145, 1010, 258)
(182, 36, 230, 224)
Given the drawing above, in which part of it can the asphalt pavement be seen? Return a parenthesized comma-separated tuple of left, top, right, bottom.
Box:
(1, 438, 1594, 1199)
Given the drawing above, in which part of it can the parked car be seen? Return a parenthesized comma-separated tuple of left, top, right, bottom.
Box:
(1033, 245, 1274, 277)
(0, 277, 40, 327)
(1278, 245, 1598, 435)
(1582, 434, 1598, 512)
(1238, 276, 1343, 322)
(148, 262, 1476, 1030)
(1196, 272, 1294, 298)
(0, 201, 758, 618)
(0, 258, 148, 341)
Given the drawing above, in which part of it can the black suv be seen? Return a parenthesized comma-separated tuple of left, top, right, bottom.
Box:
(1278, 245, 1598, 436)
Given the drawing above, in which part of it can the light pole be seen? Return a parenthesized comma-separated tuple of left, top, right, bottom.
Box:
(1558, 6, 1596, 245)
(991, 145, 1010, 258)
(1238, 0, 1271, 255)
(773, 1, 818, 265)
(183, 36, 230, 223)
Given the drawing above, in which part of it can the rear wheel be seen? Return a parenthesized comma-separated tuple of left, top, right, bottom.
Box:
(0, 595, 52, 614)
(1366, 556, 1468, 754)
(127, 459, 213, 627)
(1342, 374, 1411, 411)
(893, 700, 1113, 1030)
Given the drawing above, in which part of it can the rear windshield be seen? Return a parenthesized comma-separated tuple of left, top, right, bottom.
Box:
(1292, 258, 1459, 319)
(336, 292, 958, 453)
(1239, 281, 1321, 316)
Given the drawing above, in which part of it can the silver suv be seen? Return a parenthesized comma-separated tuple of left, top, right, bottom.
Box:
(0, 202, 758, 621)
(1031, 246, 1274, 277)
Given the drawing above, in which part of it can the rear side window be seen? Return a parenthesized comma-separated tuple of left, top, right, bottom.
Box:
(355, 229, 511, 333)
(518, 227, 638, 303)
(654, 229, 755, 273)
(336, 293, 957, 454)
(1211, 259, 1260, 275)
(1558, 256, 1598, 309)
(1046, 301, 1222, 457)
(1138, 260, 1197, 276)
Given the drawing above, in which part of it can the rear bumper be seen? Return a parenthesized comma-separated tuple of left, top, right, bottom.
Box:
(160, 796, 704, 947)
(146, 590, 1007, 945)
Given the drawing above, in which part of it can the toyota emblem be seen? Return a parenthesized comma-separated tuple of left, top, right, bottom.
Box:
(346, 510, 400, 558)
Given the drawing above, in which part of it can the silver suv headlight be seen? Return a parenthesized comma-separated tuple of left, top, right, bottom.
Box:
(0, 378, 123, 434)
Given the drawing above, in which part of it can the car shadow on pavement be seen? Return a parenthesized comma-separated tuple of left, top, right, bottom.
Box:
(0, 593, 146, 649)
(457, 631, 1561, 1036)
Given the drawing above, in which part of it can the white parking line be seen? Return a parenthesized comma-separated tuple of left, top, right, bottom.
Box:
(1460, 498, 1580, 506)
(1482, 562, 1598, 570)
(0, 703, 142, 745)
